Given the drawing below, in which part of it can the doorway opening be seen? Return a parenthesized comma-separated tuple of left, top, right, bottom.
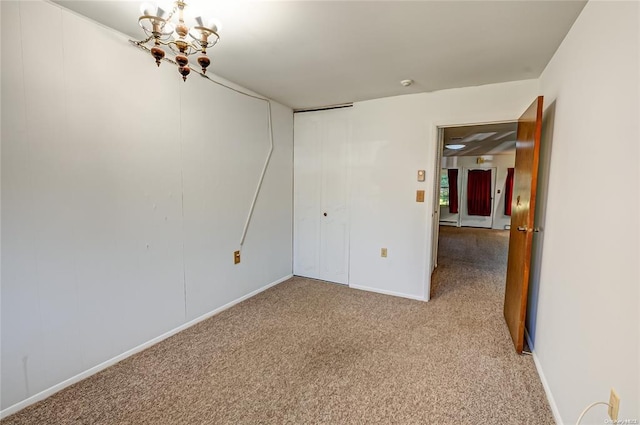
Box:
(429, 121, 519, 335)
(430, 121, 517, 280)
(429, 97, 545, 355)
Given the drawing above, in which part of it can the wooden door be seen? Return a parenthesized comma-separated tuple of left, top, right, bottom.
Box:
(504, 96, 544, 353)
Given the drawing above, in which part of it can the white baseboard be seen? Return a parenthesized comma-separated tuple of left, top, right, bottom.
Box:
(0, 274, 293, 420)
(439, 221, 458, 227)
(525, 329, 563, 425)
(349, 284, 426, 302)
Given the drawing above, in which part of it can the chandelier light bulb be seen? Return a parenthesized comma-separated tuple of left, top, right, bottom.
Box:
(193, 16, 219, 33)
(206, 19, 218, 32)
(194, 16, 205, 27)
(140, 2, 156, 16)
(155, 5, 170, 20)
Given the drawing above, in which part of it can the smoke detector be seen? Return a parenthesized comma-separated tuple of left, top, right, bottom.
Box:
(400, 79, 413, 87)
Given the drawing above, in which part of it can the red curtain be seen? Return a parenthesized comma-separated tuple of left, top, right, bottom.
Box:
(504, 167, 515, 216)
(467, 170, 492, 216)
(447, 169, 459, 214)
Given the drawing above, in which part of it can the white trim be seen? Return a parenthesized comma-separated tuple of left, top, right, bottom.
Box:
(349, 284, 427, 302)
(439, 221, 459, 227)
(426, 126, 446, 300)
(435, 118, 518, 130)
(525, 329, 563, 425)
(0, 274, 293, 420)
(524, 328, 534, 354)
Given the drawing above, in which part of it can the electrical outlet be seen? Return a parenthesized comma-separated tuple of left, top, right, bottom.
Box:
(234, 250, 241, 264)
(381, 248, 388, 258)
(608, 388, 620, 421)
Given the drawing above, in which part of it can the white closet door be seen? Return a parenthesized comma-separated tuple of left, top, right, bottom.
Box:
(293, 109, 350, 285)
(319, 114, 350, 284)
(293, 116, 321, 278)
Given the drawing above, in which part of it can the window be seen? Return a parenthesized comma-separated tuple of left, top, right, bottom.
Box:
(439, 169, 449, 206)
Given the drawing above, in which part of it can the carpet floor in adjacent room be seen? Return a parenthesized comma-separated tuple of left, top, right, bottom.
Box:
(2, 226, 554, 424)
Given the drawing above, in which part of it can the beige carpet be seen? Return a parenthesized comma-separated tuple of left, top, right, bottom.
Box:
(2, 226, 554, 424)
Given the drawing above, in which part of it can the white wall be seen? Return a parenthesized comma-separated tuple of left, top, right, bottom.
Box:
(441, 154, 515, 230)
(1, 0, 293, 412)
(348, 79, 538, 300)
(532, 1, 639, 423)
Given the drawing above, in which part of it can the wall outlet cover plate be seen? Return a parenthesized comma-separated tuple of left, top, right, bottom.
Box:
(608, 388, 620, 421)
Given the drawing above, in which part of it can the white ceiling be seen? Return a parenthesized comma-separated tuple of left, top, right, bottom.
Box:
(52, 0, 586, 109)
(442, 122, 518, 157)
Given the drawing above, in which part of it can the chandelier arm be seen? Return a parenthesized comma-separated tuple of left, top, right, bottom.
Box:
(131, 40, 179, 64)
(162, 40, 200, 56)
(136, 35, 155, 45)
(190, 27, 220, 50)
(143, 39, 177, 48)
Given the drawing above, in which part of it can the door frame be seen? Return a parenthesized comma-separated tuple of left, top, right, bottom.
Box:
(425, 119, 517, 301)
(429, 127, 445, 274)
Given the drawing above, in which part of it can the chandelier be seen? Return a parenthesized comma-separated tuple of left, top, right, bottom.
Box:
(138, 1, 219, 81)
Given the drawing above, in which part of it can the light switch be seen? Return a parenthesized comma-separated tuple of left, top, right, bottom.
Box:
(416, 190, 425, 202)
